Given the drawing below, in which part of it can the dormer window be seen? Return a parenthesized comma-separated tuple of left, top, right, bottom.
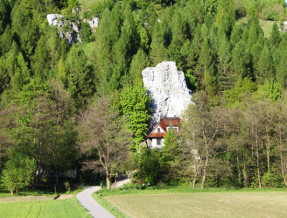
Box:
(157, 128, 160, 133)
(167, 127, 178, 132)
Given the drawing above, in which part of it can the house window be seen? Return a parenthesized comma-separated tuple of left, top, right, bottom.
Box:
(167, 127, 178, 132)
(157, 138, 161, 146)
(157, 128, 160, 133)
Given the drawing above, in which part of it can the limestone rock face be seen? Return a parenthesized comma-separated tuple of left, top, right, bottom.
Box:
(47, 14, 81, 44)
(47, 14, 64, 27)
(84, 17, 99, 29)
(281, 21, 287, 32)
(142, 61, 192, 126)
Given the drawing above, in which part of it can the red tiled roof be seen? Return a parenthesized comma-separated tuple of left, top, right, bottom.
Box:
(147, 117, 181, 138)
(160, 118, 180, 131)
(148, 133, 166, 138)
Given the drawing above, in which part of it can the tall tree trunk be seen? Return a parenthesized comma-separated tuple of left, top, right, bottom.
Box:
(279, 132, 287, 187)
(201, 166, 206, 189)
(236, 146, 241, 184)
(11, 189, 14, 196)
(106, 175, 111, 190)
(255, 136, 262, 188)
(201, 127, 210, 189)
(243, 161, 248, 187)
(201, 157, 208, 189)
(266, 131, 271, 174)
(192, 166, 200, 189)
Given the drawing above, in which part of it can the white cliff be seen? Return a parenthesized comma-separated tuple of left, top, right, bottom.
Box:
(142, 61, 192, 125)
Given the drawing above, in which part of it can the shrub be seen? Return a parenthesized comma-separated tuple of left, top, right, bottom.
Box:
(64, 181, 71, 193)
(262, 173, 283, 188)
(1, 153, 36, 196)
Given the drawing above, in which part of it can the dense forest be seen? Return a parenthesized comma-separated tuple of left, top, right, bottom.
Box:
(1, 0, 287, 193)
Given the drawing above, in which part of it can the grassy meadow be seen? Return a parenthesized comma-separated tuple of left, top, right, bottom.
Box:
(0, 188, 90, 218)
(79, 0, 104, 10)
(95, 188, 287, 218)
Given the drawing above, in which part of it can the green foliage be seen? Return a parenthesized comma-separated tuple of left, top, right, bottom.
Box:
(66, 47, 95, 108)
(1, 0, 287, 190)
(262, 173, 283, 188)
(80, 21, 92, 42)
(256, 80, 282, 101)
(162, 127, 179, 161)
(1, 152, 36, 195)
(135, 147, 162, 185)
(0, 0, 10, 35)
(120, 81, 151, 151)
(223, 78, 257, 105)
(64, 181, 71, 192)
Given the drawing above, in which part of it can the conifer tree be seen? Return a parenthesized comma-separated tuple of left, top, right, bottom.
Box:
(129, 49, 150, 82)
(0, 0, 9, 35)
(257, 45, 274, 81)
(196, 38, 217, 95)
(231, 40, 252, 80)
(270, 23, 281, 46)
(150, 22, 168, 65)
(217, 30, 232, 90)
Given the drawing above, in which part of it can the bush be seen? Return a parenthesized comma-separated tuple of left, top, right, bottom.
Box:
(64, 181, 71, 193)
(1, 153, 36, 196)
(135, 148, 162, 185)
(262, 173, 283, 188)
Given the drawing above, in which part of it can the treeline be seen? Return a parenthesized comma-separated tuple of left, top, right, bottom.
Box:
(141, 91, 287, 188)
(1, 0, 287, 192)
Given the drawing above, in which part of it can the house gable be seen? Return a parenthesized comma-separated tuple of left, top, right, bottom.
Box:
(147, 117, 181, 139)
(152, 124, 166, 134)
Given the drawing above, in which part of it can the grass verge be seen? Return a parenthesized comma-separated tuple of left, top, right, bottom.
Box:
(93, 191, 128, 218)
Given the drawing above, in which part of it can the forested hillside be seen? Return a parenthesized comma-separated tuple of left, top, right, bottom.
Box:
(1, 0, 287, 191)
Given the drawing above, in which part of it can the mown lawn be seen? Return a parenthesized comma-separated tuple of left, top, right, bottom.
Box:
(0, 198, 91, 218)
(95, 188, 287, 218)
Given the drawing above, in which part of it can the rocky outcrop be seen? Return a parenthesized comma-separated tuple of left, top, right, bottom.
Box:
(83, 17, 99, 29)
(47, 14, 100, 44)
(281, 21, 287, 32)
(142, 61, 192, 126)
(47, 14, 82, 44)
(47, 14, 64, 27)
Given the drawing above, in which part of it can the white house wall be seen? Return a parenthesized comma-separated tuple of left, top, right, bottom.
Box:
(151, 138, 165, 149)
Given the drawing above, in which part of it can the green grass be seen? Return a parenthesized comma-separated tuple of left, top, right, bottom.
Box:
(0, 198, 91, 218)
(259, 19, 277, 38)
(238, 18, 277, 38)
(79, 0, 104, 11)
(94, 192, 127, 218)
(0, 187, 84, 198)
(78, 41, 97, 63)
(94, 187, 287, 218)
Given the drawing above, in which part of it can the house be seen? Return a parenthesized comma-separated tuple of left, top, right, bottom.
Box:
(147, 117, 180, 149)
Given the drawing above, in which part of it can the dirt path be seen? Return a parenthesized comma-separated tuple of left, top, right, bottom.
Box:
(0, 196, 53, 203)
(77, 187, 114, 218)
(77, 178, 131, 218)
(0, 194, 74, 203)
